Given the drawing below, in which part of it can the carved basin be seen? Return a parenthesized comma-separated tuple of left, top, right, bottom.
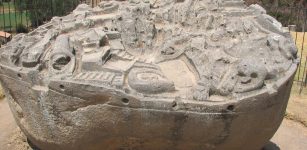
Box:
(0, 0, 298, 150)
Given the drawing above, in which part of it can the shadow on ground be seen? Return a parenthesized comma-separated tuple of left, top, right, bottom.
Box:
(263, 142, 280, 150)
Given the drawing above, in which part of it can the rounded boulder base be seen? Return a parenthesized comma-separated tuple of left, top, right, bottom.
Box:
(0, 0, 298, 150)
(1, 64, 296, 150)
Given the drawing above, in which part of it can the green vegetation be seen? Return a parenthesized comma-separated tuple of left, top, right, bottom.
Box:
(0, 12, 29, 32)
(0, 85, 4, 100)
(245, 0, 307, 31)
(0, 0, 79, 32)
(1, 2, 15, 10)
(0, 1, 30, 32)
(16, 23, 28, 33)
(291, 32, 307, 81)
(245, 0, 306, 8)
(290, 32, 307, 96)
(15, 0, 79, 27)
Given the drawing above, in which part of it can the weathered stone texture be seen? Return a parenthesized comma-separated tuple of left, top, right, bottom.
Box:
(0, 0, 298, 150)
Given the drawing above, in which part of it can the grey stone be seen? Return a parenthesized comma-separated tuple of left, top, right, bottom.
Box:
(0, 0, 298, 150)
(248, 4, 267, 14)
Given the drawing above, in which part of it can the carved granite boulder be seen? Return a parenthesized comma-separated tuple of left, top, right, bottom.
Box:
(0, 0, 298, 150)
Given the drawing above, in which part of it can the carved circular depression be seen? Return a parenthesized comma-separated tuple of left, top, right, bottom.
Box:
(121, 98, 130, 105)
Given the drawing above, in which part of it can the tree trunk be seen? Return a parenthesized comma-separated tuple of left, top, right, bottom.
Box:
(273, 0, 279, 7)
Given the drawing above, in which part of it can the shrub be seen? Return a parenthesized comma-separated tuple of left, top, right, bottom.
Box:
(16, 23, 28, 33)
(0, 85, 4, 99)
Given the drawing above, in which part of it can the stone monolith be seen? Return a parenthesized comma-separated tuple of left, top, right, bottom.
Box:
(0, 0, 298, 150)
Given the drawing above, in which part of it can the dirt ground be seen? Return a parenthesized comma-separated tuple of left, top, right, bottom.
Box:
(0, 99, 32, 150)
(0, 98, 307, 150)
(286, 83, 307, 127)
(269, 119, 307, 150)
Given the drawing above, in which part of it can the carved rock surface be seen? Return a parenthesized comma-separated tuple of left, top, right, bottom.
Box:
(0, 0, 298, 150)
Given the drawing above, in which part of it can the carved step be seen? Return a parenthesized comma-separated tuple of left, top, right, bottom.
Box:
(112, 75, 124, 88)
(73, 72, 116, 83)
(222, 1, 245, 7)
(137, 57, 152, 63)
(112, 50, 135, 60)
(221, 0, 245, 9)
(222, 9, 254, 16)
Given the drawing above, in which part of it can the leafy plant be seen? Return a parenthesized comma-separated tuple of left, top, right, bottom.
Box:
(15, 0, 80, 28)
(16, 23, 28, 33)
